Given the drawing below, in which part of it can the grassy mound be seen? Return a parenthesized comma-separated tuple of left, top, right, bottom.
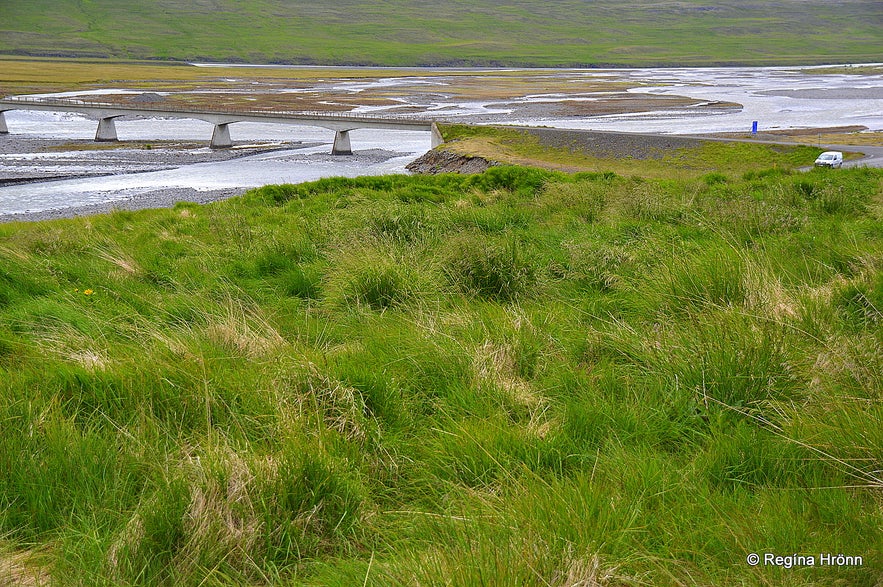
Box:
(0, 159, 881, 585)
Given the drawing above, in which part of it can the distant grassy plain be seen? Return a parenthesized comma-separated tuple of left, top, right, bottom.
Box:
(2, 0, 882, 66)
(0, 57, 416, 97)
(1, 127, 881, 584)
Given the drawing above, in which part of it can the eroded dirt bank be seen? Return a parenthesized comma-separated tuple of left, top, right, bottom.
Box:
(405, 148, 495, 174)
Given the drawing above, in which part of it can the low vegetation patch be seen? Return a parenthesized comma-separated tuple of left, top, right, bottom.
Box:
(439, 124, 828, 178)
(0, 157, 881, 584)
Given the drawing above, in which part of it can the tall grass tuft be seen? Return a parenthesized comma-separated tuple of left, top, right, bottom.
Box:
(444, 235, 537, 301)
(651, 246, 746, 314)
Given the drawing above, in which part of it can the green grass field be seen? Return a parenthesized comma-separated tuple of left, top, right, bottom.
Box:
(1, 0, 881, 66)
(1, 139, 881, 584)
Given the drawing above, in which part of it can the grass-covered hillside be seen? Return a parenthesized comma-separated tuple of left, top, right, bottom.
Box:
(1, 0, 882, 66)
(0, 142, 881, 584)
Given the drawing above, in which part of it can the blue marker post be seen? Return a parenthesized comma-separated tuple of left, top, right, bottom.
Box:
(752, 121, 758, 135)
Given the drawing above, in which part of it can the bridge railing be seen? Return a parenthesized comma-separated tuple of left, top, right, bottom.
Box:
(0, 95, 441, 125)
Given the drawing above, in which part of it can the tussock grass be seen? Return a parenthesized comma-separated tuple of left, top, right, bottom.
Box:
(0, 158, 881, 584)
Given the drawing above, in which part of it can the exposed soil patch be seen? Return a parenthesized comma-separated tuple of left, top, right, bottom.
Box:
(97, 89, 741, 121)
(406, 148, 495, 174)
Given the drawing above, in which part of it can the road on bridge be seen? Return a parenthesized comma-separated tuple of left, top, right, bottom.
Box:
(0, 96, 441, 154)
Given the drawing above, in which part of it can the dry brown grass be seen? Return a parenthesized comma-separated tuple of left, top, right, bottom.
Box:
(555, 555, 622, 587)
(0, 550, 49, 587)
(742, 260, 801, 321)
(204, 299, 286, 359)
(0, 57, 416, 87)
(93, 243, 141, 276)
(24, 317, 111, 372)
(296, 364, 369, 442)
(106, 448, 263, 583)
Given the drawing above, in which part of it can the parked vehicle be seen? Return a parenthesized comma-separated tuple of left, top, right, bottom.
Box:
(814, 151, 843, 168)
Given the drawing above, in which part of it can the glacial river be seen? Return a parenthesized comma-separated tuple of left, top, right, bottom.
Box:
(1, 64, 881, 216)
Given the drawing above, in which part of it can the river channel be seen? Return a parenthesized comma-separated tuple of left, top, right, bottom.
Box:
(1, 64, 881, 219)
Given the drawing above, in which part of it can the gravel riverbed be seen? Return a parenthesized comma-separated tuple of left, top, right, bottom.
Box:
(0, 137, 303, 185)
(0, 137, 300, 222)
(0, 186, 248, 223)
(0, 136, 415, 223)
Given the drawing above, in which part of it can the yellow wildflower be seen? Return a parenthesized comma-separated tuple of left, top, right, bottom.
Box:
(83, 289, 94, 296)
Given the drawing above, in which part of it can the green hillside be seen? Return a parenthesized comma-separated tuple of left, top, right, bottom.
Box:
(1, 0, 881, 66)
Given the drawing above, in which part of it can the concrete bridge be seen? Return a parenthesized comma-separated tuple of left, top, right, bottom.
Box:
(0, 96, 443, 154)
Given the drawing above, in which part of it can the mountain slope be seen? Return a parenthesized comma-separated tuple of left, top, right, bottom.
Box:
(1, 0, 881, 66)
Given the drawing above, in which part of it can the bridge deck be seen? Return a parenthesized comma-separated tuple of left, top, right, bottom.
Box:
(0, 95, 443, 151)
(0, 96, 435, 131)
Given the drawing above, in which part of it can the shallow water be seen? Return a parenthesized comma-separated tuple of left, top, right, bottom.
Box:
(1, 64, 880, 215)
(516, 66, 883, 133)
(0, 115, 430, 214)
(237, 64, 882, 133)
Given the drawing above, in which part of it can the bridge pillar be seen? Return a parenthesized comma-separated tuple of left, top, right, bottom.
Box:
(95, 117, 119, 142)
(430, 122, 443, 148)
(0, 111, 7, 134)
(211, 123, 232, 149)
(331, 130, 352, 155)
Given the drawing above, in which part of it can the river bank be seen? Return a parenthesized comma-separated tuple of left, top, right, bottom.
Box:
(1, 62, 880, 219)
(0, 136, 305, 222)
(0, 125, 426, 220)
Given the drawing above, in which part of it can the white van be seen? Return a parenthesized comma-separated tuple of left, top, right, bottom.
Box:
(814, 151, 843, 168)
